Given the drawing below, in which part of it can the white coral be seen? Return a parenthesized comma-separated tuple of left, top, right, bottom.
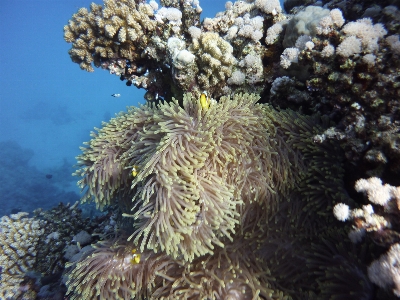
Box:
(237, 15, 265, 42)
(336, 36, 362, 57)
(316, 8, 345, 35)
(225, 25, 239, 40)
(330, 8, 345, 27)
(333, 203, 350, 221)
(227, 70, 246, 85)
(188, 26, 202, 40)
(355, 177, 394, 206)
(255, 0, 282, 15)
(321, 44, 335, 57)
(342, 18, 387, 53)
(362, 53, 376, 66)
(265, 23, 283, 45)
(386, 35, 400, 55)
(174, 50, 195, 68)
(280, 47, 299, 69)
(155, 7, 182, 27)
(368, 243, 400, 296)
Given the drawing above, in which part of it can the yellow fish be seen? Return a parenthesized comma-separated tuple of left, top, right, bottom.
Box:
(130, 248, 141, 264)
(131, 165, 139, 177)
(200, 92, 210, 110)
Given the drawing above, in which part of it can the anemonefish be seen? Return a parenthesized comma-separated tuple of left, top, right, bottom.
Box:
(131, 165, 139, 177)
(200, 92, 210, 110)
(130, 248, 141, 264)
(111, 93, 121, 98)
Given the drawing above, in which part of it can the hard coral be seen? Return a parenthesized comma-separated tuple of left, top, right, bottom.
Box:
(64, 0, 286, 99)
(64, 1, 157, 71)
(0, 212, 44, 299)
(273, 4, 400, 179)
(190, 31, 237, 93)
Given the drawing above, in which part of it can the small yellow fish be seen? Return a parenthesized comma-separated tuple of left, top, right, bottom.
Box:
(130, 248, 141, 264)
(131, 165, 139, 177)
(200, 92, 210, 110)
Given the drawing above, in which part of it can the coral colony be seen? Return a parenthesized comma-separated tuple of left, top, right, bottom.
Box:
(1, 0, 400, 299)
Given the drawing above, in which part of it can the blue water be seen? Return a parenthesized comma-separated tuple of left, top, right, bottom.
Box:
(0, 0, 228, 216)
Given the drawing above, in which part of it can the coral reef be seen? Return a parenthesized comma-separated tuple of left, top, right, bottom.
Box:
(64, 0, 285, 99)
(0, 212, 44, 299)
(32, 202, 99, 277)
(268, 2, 400, 180)
(334, 177, 400, 297)
(59, 0, 400, 298)
(369, 243, 400, 297)
(0, 202, 116, 299)
(64, 0, 400, 180)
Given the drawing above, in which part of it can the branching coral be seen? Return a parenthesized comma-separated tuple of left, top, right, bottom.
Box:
(0, 212, 45, 299)
(334, 177, 400, 245)
(334, 178, 400, 297)
(64, 0, 400, 180)
(189, 32, 237, 90)
(64, 0, 158, 72)
(64, 0, 286, 99)
(269, 3, 400, 179)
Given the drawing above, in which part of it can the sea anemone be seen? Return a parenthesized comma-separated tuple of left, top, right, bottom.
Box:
(75, 93, 312, 261)
(66, 236, 288, 300)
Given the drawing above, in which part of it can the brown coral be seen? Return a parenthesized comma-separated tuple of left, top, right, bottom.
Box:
(64, 0, 157, 72)
(0, 212, 45, 299)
